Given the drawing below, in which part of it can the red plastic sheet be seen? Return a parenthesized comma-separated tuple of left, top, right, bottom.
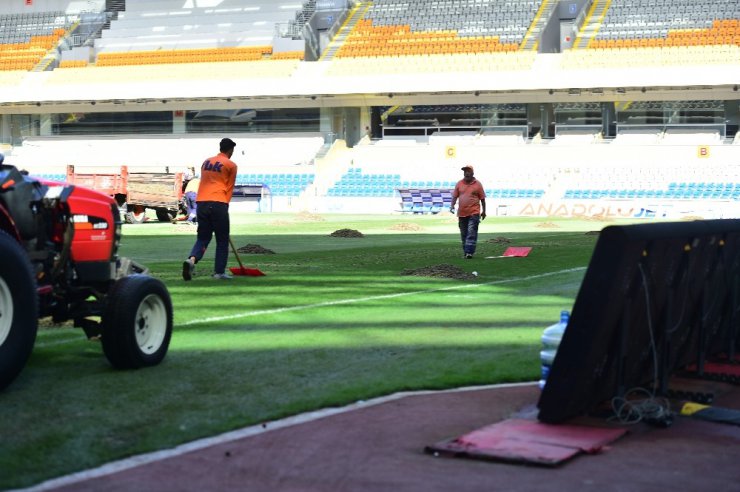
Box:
(426, 418, 626, 466)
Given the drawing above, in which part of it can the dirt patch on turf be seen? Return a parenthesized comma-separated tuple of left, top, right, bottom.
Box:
(535, 221, 560, 229)
(585, 230, 601, 236)
(38, 317, 74, 329)
(388, 222, 424, 232)
(330, 229, 364, 238)
(584, 214, 614, 222)
(237, 244, 275, 254)
(269, 220, 293, 227)
(486, 236, 511, 244)
(296, 211, 326, 222)
(400, 264, 475, 280)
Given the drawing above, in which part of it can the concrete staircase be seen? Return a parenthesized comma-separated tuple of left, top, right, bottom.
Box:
(573, 0, 612, 49)
(319, 2, 372, 61)
(520, 0, 558, 51)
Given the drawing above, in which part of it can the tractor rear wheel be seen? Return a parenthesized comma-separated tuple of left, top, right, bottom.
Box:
(155, 207, 176, 222)
(0, 230, 38, 391)
(101, 275, 173, 369)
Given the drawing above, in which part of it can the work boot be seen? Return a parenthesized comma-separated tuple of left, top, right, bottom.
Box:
(182, 258, 195, 281)
(212, 272, 233, 280)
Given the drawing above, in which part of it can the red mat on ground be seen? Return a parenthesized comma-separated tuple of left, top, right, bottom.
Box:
(486, 247, 533, 259)
(686, 360, 740, 377)
(426, 418, 626, 466)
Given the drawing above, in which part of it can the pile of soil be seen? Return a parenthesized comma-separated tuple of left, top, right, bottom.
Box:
(486, 236, 511, 244)
(400, 264, 475, 280)
(296, 211, 326, 222)
(585, 230, 601, 236)
(535, 221, 560, 229)
(388, 223, 424, 231)
(330, 229, 364, 238)
(237, 244, 275, 254)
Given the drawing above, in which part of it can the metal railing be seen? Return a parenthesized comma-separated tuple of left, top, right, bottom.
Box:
(615, 123, 726, 140)
(382, 124, 529, 138)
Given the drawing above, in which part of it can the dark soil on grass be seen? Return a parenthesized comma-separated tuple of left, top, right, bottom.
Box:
(400, 264, 475, 280)
(237, 244, 276, 254)
(330, 229, 364, 238)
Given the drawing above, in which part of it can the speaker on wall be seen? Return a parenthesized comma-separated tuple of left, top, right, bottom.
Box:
(538, 219, 740, 424)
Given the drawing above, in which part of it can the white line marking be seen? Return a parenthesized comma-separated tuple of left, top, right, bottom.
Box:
(33, 267, 586, 347)
(16, 382, 538, 492)
(181, 267, 586, 327)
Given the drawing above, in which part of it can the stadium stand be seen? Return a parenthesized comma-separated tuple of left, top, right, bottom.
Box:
(564, 0, 740, 68)
(0, 11, 70, 71)
(588, 0, 740, 48)
(47, 58, 301, 86)
(327, 0, 546, 75)
(0, 0, 737, 218)
(94, 0, 297, 52)
(13, 133, 324, 182)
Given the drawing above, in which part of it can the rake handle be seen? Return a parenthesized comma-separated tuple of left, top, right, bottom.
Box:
(228, 237, 246, 270)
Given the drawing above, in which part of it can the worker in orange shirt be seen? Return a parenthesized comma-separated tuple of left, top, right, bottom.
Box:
(450, 165, 486, 259)
(182, 138, 238, 280)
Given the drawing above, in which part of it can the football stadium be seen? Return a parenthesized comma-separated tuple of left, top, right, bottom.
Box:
(1, 0, 739, 490)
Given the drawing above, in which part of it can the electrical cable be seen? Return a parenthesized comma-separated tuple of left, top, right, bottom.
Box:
(639, 262, 659, 393)
(609, 387, 673, 426)
(608, 262, 673, 426)
(666, 250, 693, 337)
(699, 252, 724, 324)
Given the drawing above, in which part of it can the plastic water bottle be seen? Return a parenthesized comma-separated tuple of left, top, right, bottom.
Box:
(538, 310, 569, 390)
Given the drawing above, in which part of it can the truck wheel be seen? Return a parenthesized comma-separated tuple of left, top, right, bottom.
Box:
(101, 275, 173, 369)
(124, 206, 147, 224)
(155, 208, 175, 222)
(0, 230, 38, 391)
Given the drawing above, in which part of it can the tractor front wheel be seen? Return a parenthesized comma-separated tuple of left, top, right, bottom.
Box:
(101, 275, 173, 369)
(0, 230, 38, 391)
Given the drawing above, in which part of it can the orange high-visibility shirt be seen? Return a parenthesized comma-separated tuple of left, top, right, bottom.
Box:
(453, 179, 486, 217)
(196, 152, 237, 203)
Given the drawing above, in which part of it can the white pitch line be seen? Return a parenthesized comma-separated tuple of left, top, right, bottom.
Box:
(33, 267, 586, 347)
(15, 382, 537, 492)
(181, 266, 586, 327)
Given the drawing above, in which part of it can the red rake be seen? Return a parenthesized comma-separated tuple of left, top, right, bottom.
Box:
(228, 237, 266, 276)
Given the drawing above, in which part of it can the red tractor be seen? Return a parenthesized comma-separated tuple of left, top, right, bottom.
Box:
(0, 154, 173, 391)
